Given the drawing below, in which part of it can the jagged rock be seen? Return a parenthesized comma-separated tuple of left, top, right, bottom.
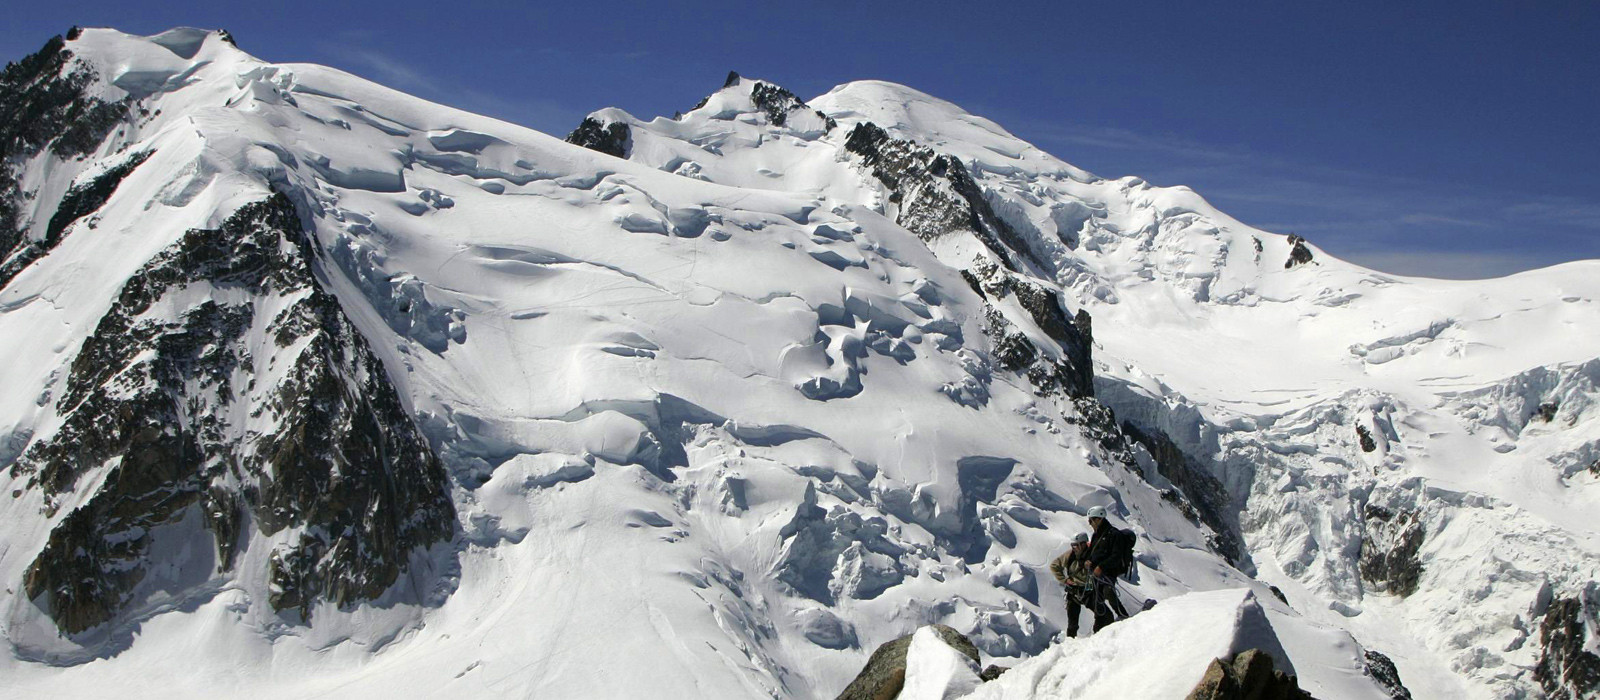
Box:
(16, 194, 455, 633)
(1121, 421, 1244, 564)
(1356, 424, 1378, 452)
(1535, 401, 1559, 422)
(1284, 234, 1314, 269)
(1269, 586, 1289, 605)
(979, 664, 1010, 681)
(1, 150, 148, 288)
(1362, 649, 1413, 700)
(1358, 504, 1425, 597)
(565, 116, 631, 158)
(1534, 592, 1600, 700)
(836, 624, 980, 700)
(1, 33, 130, 259)
(1185, 648, 1315, 700)
(748, 80, 835, 130)
(844, 121, 1046, 273)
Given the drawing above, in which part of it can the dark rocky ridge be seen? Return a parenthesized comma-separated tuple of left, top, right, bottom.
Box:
(13, 194, 455, 635)
(1362, 649, 1414, 700)
(962, 266, 1094, 401)
(565, 116, 631, 159)
(1285, 234, 1314, 269)
(1535, 591, 1600, 700)
(0, 149, 149, 289)
(1121, 421, 1245, 564)
(749, 80, 836, 130)
(844, 121, 1049, 275)
(1186, 648, 1315, 700)
(1358, 504, 1425, 597)
(1, 32, 130, 261)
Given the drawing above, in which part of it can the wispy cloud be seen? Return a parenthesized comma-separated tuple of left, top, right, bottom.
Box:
(321, 45, 440, 93)
(1337, 249, 1563, 280)
(999, 117, 1600, 278)
(1503, 198, 1600, 230)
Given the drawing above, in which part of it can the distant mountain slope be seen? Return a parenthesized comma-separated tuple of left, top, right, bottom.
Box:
(0, 27, 1592, 700)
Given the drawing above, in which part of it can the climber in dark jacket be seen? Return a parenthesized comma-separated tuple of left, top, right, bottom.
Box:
(1049, 531, 1111, 636)
(1085, 506, 1131, 623)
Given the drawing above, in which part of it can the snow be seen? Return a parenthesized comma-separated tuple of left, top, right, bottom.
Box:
(901, 626, 983, 700)
(0, 25, 1594, 700)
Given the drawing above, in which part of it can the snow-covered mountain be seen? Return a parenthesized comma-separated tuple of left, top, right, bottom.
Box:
(1, 27, 1595, 699)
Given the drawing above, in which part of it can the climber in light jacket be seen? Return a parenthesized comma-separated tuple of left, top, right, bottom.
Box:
(1049, 531, 1111, 637)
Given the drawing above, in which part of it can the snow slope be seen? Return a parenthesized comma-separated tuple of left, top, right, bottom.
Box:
(0, 27, 1594, 700)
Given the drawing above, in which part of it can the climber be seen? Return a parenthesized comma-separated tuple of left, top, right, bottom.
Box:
(1085, 506, 1132, 624)
(1049, 531, 1111, 637)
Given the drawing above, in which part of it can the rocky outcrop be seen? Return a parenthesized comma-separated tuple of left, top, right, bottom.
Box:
(963, 265, 1094, 401)
(1355, 424, 1378, 452)
(749, 80, 835, 130)
(565, 116, 631, 158)
(1121, 421, 1244, 565)
(1358, 504, 1425, 597)
(1362, 649, 1413, 700)
(1, 32, 130, 261)
(1186, 648, 1315, 700)
(1534, 591, 1600, 700)
(1284, 234, 1313, 269)
(1, 149, 148, 288)
(836, 624, 980, 700)
(15, 194, 455, 634)
(844, 121, 1047, 274)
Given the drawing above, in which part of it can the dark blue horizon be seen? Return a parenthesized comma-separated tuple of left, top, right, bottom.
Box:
(6, 1, 1597, 279)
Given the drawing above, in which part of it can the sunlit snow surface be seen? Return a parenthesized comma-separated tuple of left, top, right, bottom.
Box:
(0, 28, 1595, 699)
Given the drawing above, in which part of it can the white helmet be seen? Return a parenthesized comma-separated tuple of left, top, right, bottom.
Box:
(1072, 532, 1089, 544)
(1086, 505, 1107, 520)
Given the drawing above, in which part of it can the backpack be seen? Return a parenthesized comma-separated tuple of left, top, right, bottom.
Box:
(1110, 527, 1137, 579)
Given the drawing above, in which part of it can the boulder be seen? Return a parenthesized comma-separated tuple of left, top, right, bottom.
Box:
(837, 624, 981, 700)
(1186, 648, 1314, 700)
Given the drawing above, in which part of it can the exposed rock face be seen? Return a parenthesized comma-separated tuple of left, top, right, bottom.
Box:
(749, 80, 835, 130)
(963, 265, 1094, 401)
(1362, 649, 1414, 700)
(844, 121, 1047, 274)
(1, 149, 148, 288)
(1358, 504, 1425, 597)
(1, 33, 130, 259)
(835, 624, 980, 700)
(1284, 234, 1314, 269)
(1121, 421, 1244, 564)
(1534, 592, 1600, 700)
(14, 194, 455, 634)
(1186, 648, 1315, 700)
(565, 116, 631, 158)
(1355, 424, 1378, 453)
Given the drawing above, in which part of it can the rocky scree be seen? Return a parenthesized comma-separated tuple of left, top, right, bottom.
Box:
(13, 194, 455, 635)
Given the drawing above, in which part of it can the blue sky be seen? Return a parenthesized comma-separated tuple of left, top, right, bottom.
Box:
(6, 1, 1597, 278)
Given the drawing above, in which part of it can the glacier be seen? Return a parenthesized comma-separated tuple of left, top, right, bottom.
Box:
(0, 27, 1597, 699)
